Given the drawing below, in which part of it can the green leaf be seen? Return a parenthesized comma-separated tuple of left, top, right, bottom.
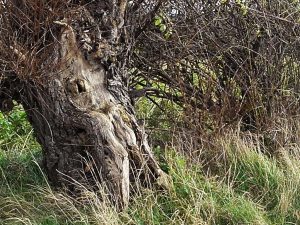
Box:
(160, 24, 167, 32)
(154, 17, 162, 26)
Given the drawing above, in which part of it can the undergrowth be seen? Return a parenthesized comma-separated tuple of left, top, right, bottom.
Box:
(0, 108, 300, 225)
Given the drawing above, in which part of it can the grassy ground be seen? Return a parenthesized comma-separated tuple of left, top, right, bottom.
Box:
(0, 108, 300, 225)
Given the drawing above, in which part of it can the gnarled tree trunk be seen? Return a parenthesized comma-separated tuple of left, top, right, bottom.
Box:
(0, 1, 167, 209)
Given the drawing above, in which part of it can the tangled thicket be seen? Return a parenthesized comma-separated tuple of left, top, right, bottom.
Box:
(1, 0, 300, 147)
(132, 1, 300, 142)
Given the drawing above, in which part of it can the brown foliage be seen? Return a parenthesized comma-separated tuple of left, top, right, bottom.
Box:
(131, 0, 300, 136)
(1, 0, 300, 137)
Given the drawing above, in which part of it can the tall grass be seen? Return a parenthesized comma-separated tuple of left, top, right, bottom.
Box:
(1, 109, 300, 225)
(222, 135, 300, 224)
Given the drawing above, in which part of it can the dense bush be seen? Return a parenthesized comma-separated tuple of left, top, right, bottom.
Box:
(131, 0, 300, 139)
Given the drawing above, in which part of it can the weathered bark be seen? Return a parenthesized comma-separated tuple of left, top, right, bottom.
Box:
(16, 25, 166, 209)
(0, 1, 168, 209)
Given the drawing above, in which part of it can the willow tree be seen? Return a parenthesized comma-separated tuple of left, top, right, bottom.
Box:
(0, 1, 168, 208)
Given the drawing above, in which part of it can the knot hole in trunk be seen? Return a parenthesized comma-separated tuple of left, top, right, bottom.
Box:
(66, 78, 87, 95)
